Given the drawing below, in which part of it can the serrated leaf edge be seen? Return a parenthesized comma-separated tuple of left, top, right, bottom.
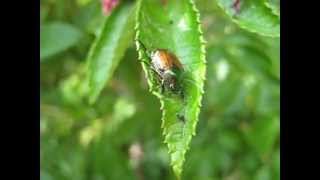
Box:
(135, 0, 206, 178)
(264, 1, 280, 17)
(215, 0, 280, 38)
(164, 0, 207, 178)
(87, 3, 136, 104)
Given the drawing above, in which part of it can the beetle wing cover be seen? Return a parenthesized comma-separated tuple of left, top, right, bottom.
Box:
(159, 49, 183, 70)
(156, 50, 173, 69)
(171, 53, 183, 70)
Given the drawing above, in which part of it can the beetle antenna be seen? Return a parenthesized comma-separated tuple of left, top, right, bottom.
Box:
(137, 40, 151, 57)
(137, 40, 147, 51)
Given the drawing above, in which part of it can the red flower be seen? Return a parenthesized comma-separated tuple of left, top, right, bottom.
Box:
(101, 0, 119, 15)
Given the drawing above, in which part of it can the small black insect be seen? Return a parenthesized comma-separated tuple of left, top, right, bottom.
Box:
(176, 113, 185, 123)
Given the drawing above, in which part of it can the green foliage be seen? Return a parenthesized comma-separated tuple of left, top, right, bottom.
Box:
(243, 116, 279, 157)
(72, 0, 104, 36)
(265, 0, 280, 16)
(41, 22, 83, 60)
(86, 2, 136, 104)
(135, 0, 206, 177)
(40, 0, 279, 179)
(216, 0, 280, 37)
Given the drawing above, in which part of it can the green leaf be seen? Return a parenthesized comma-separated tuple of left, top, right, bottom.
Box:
(264, 0, 280, 17)
(76, 0, 92, 6)
(40, 6, 49, 23)
(271, 149, 280, 179)
(40, 22, 82, 60)
(72, 1, 104, 36)
(255, 165, 271, 180)
(40, 171, 53, 180)
(244, 116, 279, 157)
(216, 0, 280, 37)
(135, 0, 206, 178)
(86, 2, 136, 104)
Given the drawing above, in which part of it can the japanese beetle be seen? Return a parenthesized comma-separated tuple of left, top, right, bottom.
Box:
(138, 41, 184, 96)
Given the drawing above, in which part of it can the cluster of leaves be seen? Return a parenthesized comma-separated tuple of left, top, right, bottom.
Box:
(40, 0, 279, 179)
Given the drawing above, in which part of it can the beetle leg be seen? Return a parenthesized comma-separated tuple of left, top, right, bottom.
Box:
(147, 66, 164, 93)
(150, 67, 161, 80)
(160, 80, 165, 94)
(179, 89, 184, 99)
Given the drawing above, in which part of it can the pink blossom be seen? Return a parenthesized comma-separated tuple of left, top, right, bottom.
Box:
(101, 0, 119, 15)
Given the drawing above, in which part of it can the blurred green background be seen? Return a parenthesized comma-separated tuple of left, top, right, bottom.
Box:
(40, 0, 280, 180)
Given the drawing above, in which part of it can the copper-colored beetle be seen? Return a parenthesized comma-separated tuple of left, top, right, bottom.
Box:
(138, 41, 184, 95)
